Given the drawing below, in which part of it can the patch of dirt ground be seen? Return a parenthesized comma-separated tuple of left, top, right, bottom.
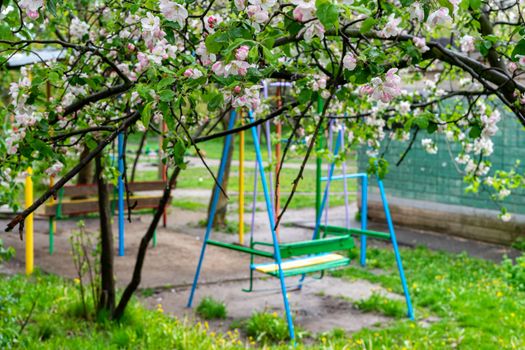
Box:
(0, 206, 414, 337)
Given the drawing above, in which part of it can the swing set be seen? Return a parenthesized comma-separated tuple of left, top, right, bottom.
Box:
(187, 94, 414, 342)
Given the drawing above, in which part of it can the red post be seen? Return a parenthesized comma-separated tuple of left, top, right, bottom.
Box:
(275, 82, 282, 239)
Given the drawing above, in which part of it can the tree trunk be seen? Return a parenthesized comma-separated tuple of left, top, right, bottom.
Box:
(77, 145, 93, 185)
(113, 167, 181, 320)
(207, 123, 234, 229)
(112, 121, 209, 320)
(95, 154, 115, 313)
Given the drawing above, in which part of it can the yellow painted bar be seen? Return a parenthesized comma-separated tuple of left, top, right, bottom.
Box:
(25, 167, 34, 275)
(238, 116, 245, 245)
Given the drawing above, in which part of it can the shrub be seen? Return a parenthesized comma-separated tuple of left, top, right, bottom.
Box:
(245, 311, 290, 344)
(502, 254, 525, 291)
(196, 297, 227, 320)
(0, 239, 15, 264)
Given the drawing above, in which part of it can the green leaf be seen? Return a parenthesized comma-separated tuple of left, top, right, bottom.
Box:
(141, 102, 153, 128)
(359, 17, 376, 34)
(413, 116, 429, 129)
(159, 90, 175, 102)
(469, 125, 482, 138)
(172, 140, 187, 169)
(157, 77, 176, 90)
(298, 89, 312, 104)
(0, 24, 13, 40)
(511, 39, 525, 60)
(469, 0, 481, 10)
(206, 92, 223, 111)
(316, 0, 339, 30)
(205, 31, 228, 54)
(47, 0, 57, 15)
(438, 0, 454, 13)
(427, 123, 438, 134)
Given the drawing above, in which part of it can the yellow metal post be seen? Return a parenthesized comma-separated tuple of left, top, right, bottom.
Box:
(25, 167, 34, 275)
(239, 116, 245, 245)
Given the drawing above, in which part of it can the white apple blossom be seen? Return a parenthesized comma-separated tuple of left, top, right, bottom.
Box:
(410, 2, 424, 23)
(399, 101, 411, 114)
(235, 45, 250, 61)
(70, 17, 90, 39)
(427, 8, 452, 27)
(141, 12, 161, 34)
(343, 53, 357, 71)
(460, 35, 475, 53)
(19, 0, 43, 19)
(45, 162, 64, 176)
(300, 20, 325, 42)
(380, 14, 402, 38)
(235, 0, 247, 10)
(159, 0, 188, 27)
(292, 0, 316, 22)
(500, 213, 512, 222)
(413, 37, 429, 53)
(421, 138, 438, 154)
(249, 0, 277, 11)
(247, 5, 269, 23)
(183, 68, 204, 79)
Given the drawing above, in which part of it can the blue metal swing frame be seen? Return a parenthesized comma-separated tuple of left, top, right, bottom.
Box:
(186, 110, 414, 343)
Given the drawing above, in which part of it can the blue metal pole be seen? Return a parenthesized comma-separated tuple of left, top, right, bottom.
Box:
(320, 173, 368, 181)
(187, 111, 237, 308)
(324, 120, 334, 233)
(117, 132, 125, 257)
(360, 176, 368, 266)
(377, 177, 414, 320)
(248, 110, 295, 342)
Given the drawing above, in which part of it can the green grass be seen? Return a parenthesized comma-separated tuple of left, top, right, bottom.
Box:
(135, 165, 357, 211)
(196, 297, 228, 320)
(2, 247, 525, 349)
(329, 246, 525, 349)
(0, 272, 247, 349)
(172, 198, 208, 211)
(354, 292, 406, 319)
(245, 311, 293, 344)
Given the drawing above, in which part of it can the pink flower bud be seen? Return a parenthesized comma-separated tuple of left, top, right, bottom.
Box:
(27, 10, 39, 20)
(184, 69, 193, 77)
(234, 85, 242, 94)
(235, 45, 250, 61)
(207, 16, 217, 28)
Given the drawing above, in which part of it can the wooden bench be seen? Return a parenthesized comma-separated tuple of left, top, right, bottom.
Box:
(44, 181, 171, 217)
(43, 181, 171, 255)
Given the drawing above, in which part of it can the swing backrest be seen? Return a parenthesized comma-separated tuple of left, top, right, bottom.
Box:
(278, 235, 355, 259)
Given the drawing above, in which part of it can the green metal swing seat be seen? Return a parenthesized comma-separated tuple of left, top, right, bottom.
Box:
(208, 226, 390, 278)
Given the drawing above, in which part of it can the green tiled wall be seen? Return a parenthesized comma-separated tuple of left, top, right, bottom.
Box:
(358, 111, 525, 213)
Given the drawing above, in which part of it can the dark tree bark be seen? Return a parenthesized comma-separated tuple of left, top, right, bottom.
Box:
(130, 131, 147, 183)
(95, 154, 115, 313)
(112, 167, 181, 320)
(207, 116, 234, 229)
(77, 145, 94, 185)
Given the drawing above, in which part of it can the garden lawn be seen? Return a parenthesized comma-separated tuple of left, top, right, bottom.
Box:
(330, 246, 525, 349)
(1, 246, 525, 349)
(137, 166, 357, 211)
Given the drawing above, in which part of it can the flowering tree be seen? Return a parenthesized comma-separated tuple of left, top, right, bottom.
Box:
(1, 0, 525, 316)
